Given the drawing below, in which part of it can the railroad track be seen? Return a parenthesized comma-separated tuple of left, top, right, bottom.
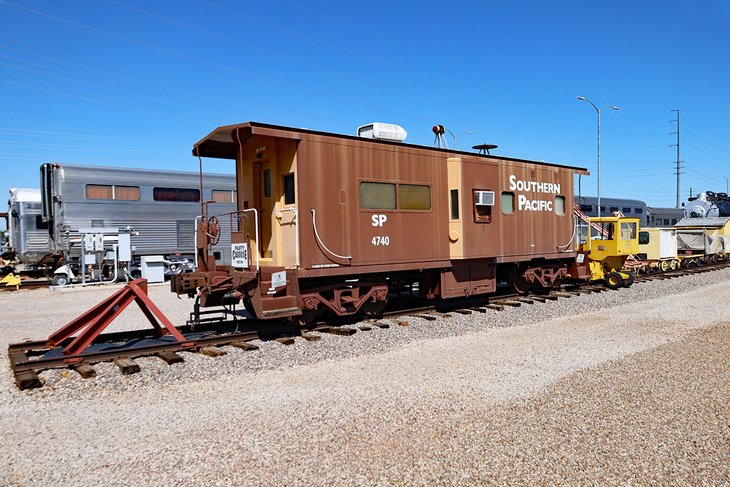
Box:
(8, 261, 730, 390)
(0, 277, 50, 292)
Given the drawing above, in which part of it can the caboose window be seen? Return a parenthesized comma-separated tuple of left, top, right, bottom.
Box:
(501, 192, 514, 214)
(399, 184, 431, 210)
(360, 182, 396, 209)
(555, 196, 565, 215)
(473, 189, 494, 223)
(283, 174, 295, 204)
(154, 187, 200, 202)
(639, 231, 650, 245)
(450, 190, 459, 220)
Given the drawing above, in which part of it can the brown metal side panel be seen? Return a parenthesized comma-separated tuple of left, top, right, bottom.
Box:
(297, 135, 450, 271)
(460, 159, 576, 260)
(440, 259, 496, 298)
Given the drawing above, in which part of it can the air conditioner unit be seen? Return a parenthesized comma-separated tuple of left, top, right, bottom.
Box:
(475, 191, 495, 206)
(356, 122, 408, 142)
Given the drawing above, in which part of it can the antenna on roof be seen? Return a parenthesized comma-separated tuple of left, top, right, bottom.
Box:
(472, 143, 498, 155)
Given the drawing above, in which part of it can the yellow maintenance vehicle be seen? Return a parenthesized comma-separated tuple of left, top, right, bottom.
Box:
(568, 216, 640, 289)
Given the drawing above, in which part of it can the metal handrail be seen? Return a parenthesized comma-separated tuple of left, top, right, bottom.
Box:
(241, 208, 260, 271)
(310, 208, 352, 263)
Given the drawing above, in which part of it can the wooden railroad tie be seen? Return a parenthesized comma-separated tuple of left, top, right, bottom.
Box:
(157, 351, 185, 365)
(72, 364, 97, 378)
(10, 350, 42, 390)
(530, 296, 547, 303)
(412, 313, 439, 321)
(199, 346, 228, 357)
(274, 337, 296, 345)
(230, 340, 260, 351)
(541, 295, 559, 301)
(496, 300, 521, 307)
(484, 304, 504, 311)
(113, 358, 140, 375)
(373, 321, 391, 328)
(515, 297, 534, 304)
(358, 325, 372, 331)
(398, 320, 410, 327)
(321, 327, 357, 336)
(452, 309, 473, 315)
(470, 307, 487, 313)
(300, 333, 321, 342)
(551, 292, 573, 298)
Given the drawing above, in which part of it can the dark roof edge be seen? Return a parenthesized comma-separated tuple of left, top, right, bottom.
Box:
(195, 121, 590, 174)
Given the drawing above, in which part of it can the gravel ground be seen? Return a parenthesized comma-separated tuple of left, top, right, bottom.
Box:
(0, 269, 729, 485)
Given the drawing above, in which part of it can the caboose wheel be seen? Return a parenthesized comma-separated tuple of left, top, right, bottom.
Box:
(605, 272, 624, 290)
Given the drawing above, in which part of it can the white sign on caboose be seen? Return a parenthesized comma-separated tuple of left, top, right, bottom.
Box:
(509, 174, 561, 212)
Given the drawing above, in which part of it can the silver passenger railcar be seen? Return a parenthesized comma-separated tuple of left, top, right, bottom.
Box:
(39, 163, 236, 284)
(2, 188, 51, 273)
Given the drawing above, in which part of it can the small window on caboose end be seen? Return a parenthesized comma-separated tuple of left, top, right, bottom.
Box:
(555, 196, 566, 215)
(283, 174, 295, 204)
(473, 189, 494, 223)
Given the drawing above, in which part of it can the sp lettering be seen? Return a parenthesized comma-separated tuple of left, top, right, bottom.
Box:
(371, 214, 388, 227)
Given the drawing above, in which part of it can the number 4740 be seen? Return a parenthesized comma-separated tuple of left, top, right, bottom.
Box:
(371, 236, 390, 246)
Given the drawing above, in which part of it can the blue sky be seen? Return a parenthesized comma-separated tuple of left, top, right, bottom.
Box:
(1, 0, 729, 214)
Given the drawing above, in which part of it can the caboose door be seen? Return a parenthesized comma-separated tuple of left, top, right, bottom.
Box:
(256, 160, 274, 260)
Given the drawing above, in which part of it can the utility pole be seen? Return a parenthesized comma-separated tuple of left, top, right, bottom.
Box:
(669, 109, 682, 208)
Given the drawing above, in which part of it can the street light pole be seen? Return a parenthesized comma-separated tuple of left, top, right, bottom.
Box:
(445, 129, 475, 150)
(577, 96, 620, 218)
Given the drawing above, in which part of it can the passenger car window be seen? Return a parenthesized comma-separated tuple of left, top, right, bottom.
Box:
(86, 184, 113, 200)
(212, 190, 236, 203)
(154, 187, 200, 202)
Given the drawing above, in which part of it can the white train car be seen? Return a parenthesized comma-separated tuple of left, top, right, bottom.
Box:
(39, 163, 237, 285)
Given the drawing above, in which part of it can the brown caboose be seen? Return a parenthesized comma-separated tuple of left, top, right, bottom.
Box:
(172, 122, 588, 322)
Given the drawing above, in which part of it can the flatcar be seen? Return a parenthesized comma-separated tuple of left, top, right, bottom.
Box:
(172, 121, 591, 322)
(37, 163, 236, 285)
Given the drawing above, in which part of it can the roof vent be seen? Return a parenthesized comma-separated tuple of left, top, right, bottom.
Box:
(356, 122, 407, 142)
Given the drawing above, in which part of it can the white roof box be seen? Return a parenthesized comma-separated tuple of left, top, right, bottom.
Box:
(356, 122, 407, 142)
